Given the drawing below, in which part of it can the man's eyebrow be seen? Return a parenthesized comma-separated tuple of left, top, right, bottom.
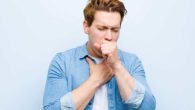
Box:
(96, 25, 120, 29)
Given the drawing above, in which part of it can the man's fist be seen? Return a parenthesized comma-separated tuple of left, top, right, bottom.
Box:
(94, 40, 120, 69)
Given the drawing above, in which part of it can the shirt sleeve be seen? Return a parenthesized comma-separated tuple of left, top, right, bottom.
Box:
(43, 53, 76, 110)
(123, 54, 156, 110)
(124, 79, 145, 109)
(60, 92, 76, 110)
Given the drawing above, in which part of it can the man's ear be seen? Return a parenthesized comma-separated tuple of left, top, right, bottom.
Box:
(83, 20, 89, 34)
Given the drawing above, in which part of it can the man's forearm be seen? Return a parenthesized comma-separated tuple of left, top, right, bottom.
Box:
(71, 78, 100, 110)
(113, 60, 136, 101)
(113, 60, 146, 109)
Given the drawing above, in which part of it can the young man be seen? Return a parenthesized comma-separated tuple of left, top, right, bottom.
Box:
(43, 0, 156, 110)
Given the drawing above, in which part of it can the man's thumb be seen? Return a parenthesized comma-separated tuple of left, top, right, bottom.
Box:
(85, 57, 94, 67)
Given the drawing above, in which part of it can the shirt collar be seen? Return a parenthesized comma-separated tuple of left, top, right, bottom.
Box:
(78, 42, 90, 59)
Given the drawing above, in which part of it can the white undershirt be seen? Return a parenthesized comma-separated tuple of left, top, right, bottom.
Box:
(90, 56, 108, 110)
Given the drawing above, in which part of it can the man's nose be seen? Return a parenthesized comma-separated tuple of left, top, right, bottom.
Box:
(104, 30, 112, 41)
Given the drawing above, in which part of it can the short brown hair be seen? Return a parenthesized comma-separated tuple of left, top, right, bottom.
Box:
(83, 0, 127, 26)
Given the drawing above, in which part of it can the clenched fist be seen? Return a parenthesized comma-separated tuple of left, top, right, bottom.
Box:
(94, 39, 120, 69)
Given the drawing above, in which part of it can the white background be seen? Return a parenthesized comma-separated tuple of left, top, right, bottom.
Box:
(0, 0, 194, 110)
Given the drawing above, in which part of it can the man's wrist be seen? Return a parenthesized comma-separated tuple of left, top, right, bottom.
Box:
(88, 77, 102, 88)
(112, 59, 123, 72)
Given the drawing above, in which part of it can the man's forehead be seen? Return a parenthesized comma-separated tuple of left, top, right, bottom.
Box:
(93, 11, 121, 27)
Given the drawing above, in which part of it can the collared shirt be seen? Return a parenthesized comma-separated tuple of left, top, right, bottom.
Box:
(43, 44, 156, 110)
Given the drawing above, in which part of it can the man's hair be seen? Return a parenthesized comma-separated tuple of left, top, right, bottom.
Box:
(83, 0, 127, 26)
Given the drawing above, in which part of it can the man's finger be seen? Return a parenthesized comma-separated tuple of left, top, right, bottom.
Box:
(94, 43, 101, 50)
(102, 39, 109, 43)
(85, 57, 95, 67)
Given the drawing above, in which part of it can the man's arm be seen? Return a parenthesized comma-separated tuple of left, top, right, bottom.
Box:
(113, 60, 136, 101)
(61, 77, 99, 110)
(113, 56, 156, 110)
(99, 40, 156, 109)
(112, 60, 146, 109)
(43, 53, 72, 110)
(129, 56, 156, 110)
(43, 54, 113, 110)
(62, 57, 113, 110)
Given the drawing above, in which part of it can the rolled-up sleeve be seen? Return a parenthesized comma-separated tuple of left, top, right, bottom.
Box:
(124, 80, 145, 109)
(60, 92, 76, 110)
(43, 53, 75, 110)
(125, 54, 156, 110)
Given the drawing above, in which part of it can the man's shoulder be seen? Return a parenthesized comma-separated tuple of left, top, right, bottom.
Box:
(50, 45, 84, 66)
(118, 49, 143, 65)
(118, 49, 138, 59)
(56, 45, 84, 57)
(118, 49, 144, 72)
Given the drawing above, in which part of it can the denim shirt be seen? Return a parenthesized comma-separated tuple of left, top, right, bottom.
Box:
(43, 44, 156, 110)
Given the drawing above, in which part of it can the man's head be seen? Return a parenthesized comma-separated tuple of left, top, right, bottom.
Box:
(83, 0, 127, 58)
(83, 0, 127, 26)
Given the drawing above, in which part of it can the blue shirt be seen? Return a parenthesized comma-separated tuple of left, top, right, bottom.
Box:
(43, 44, 156, 110)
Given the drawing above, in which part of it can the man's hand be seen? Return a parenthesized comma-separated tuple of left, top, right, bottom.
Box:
(72, 57, 114, 110)
(94, 40, 120, 69)
(86, 57, 113, 87)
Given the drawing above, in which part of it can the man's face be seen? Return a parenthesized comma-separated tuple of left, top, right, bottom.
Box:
(84, 11, 121, 58)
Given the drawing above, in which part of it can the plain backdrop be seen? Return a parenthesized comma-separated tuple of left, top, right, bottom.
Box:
(0, 0, 194, 110)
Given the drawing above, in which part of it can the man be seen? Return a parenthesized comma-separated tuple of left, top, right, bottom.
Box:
(43, 0, 156, 110)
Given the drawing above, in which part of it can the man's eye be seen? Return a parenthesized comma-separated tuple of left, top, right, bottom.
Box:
(98, 28, 105, 31)
(113, 29, 119, 32)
